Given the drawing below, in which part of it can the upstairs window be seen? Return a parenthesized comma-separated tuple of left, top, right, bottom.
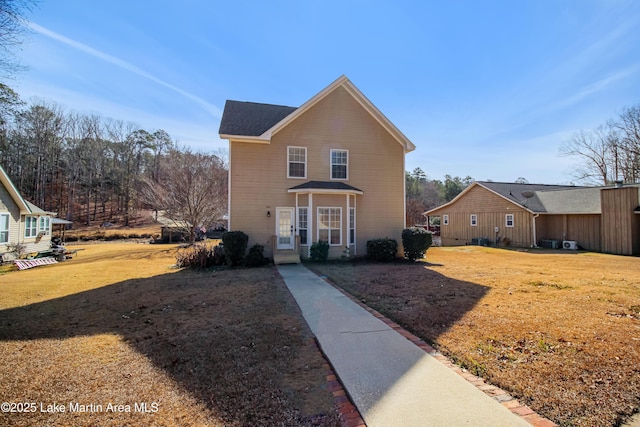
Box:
(288, 146, 306, 178)
(330, 149, 348, 180)
(443, 214, 449, 225)
(470, 214, 478, 226)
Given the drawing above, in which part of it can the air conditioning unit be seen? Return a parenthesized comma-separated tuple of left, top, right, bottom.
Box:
(563, 240, 578, 250)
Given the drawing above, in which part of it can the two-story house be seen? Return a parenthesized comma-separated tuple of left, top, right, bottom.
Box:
(218, 75, 415, 262)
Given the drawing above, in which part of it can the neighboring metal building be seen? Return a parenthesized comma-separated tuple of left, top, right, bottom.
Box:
(425, 181, 640, 256)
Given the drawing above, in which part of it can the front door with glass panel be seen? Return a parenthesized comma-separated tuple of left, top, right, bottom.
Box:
(276, 207, 295, 250)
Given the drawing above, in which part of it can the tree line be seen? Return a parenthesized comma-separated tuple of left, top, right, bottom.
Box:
(0, 91, 227, 229)
(405, 168, 474, 226)
(561, 104, 640, 185)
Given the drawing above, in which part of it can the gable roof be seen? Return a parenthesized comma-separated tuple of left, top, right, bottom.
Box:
(218, 101, 297, 137)
(1, 163, 56, 215)
(425, 181, 589, 215)
(0, 163, 31, 214)
(219, 75, 416, 153)
(478, 181, 583, 213)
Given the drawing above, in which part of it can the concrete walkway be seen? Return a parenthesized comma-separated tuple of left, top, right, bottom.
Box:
(277, 263, 531, 427)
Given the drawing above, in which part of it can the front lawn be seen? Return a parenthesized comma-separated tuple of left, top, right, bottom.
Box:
(0, 243, 338, 426)
(309, 246, 640, 427)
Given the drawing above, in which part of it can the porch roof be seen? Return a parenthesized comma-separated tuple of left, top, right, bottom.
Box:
(288, 181, 363, 195)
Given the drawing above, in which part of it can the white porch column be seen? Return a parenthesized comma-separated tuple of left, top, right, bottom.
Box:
(353, 195, 357, 256)
(295, 193, 299, 252)
(308, 193, 313, 259)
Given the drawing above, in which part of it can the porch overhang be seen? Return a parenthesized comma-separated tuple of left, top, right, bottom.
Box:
(287, 181, 363, 195)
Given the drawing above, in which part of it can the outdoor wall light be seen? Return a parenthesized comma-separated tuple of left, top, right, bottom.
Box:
(267, 210, 271, 217)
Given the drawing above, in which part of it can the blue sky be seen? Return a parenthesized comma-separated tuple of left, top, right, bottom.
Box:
(14, 0, 640, 184)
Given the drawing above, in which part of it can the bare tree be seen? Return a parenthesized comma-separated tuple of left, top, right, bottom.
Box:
(140, 149, 228, 243)
(12, 99, 66, 208)
(0, 0, 36, 78)
(560, 125, 617, 185)
(611, 105, 640, 183)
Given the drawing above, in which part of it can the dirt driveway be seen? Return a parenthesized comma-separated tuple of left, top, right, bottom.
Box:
(310, 246, 640, 427)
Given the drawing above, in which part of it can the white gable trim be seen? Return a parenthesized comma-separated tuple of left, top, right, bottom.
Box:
(0, 164, 31, 215)
(424, 182, 536, 216)
(262, 75, 416, 153)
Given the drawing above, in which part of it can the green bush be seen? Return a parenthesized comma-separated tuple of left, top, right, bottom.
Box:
(245, 243, 268, 267)
(310, 240, 330, 262)
(402, 227, 433, 261)
(221, 230, 249, 266)
(366, 238, 398, 262)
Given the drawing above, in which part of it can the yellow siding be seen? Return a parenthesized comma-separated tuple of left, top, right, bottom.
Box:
(229, 86, 406, 258)
(0, 183, 51, 256)
(0, 183, 21, 254)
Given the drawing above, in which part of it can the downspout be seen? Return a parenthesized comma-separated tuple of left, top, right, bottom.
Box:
(532, 214, 539, 248)
(227, 140, 232, 231)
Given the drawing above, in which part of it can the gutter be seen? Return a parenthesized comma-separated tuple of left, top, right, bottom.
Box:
(532, 214, 539, 248)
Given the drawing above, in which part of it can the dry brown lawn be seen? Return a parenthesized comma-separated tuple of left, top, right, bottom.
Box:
(309, 246, 640, 427)
(0, 243, 338, 427)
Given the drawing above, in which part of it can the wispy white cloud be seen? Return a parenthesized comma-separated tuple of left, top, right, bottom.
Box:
(27, 21, 222, 119)
(544, 62, 640, 113)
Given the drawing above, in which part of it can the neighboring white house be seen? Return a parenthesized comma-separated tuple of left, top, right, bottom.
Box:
(0, 163, 55, 260)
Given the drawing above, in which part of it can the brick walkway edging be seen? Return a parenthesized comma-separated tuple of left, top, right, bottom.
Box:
(313, 272, 558, 427)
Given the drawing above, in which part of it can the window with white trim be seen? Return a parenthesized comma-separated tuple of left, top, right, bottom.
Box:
(0, 213, 9, 243)
(443, 214, 449, 225)
(349, 207, 355, 245)
(470, 214, 478, 226)
(505, 214, 514, 227)
(318, 207, 341, 245)
(298, 207, 308, 245)
(25, 216, 38, 238)
(330, 149, 348, 180)
(288, 146, 306, 178)
(39, 216, 50, 235)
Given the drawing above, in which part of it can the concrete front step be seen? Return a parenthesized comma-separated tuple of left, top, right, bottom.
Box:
(274, 251, 301, 265)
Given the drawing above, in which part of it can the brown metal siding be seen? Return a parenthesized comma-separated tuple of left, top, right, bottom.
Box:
(601, 187, 640, 255)
(435, 186, 534, 247)
(537, 214, 602, 251)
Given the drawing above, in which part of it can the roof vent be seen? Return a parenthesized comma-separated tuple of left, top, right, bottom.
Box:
(614, 180, 624, 188)
(521, 191, 535, 199)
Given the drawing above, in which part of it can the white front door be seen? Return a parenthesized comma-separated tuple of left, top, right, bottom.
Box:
(276, 207, 295, 250)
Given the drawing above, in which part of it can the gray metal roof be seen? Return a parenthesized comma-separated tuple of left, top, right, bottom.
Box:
(218, 100, 297, 136)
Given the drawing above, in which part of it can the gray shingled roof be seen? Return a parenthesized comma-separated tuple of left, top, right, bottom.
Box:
(218, 100, 297, 136)
(478, 182, 581, 213)
(289, 181, 363, 193)
(534, 187, 603, 214)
